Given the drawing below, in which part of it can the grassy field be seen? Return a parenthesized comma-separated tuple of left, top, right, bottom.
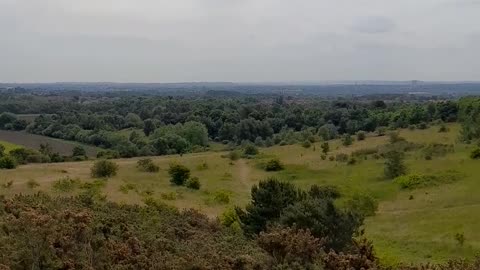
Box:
(0, 123, 478, 264)
(0, 140, 23, 152)
(0, 130, 99, 157)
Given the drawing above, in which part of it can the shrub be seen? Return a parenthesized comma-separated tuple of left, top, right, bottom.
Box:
(91, 160, 118, 178)
(321, 142, 329, 154)
(376, 126, 387, 136)
(243, 144, 259, 156)
(388, 132, 405, 144)
(228, 151, 240, 161)
(347, 156, 357, 165)
(328, 156, 335, 161)
(309, 185, 341, 200)
(423, 143, 454, 159)
(196, 162, 208, 170)
(470, 148, 480, 159)
(345, 194, 378, 217)
(27, 179, 40, 189)
(168, 164, 190, 185)
(438, 124, 449, 133)
(321, 154, 326, 160)
(136, 158, 159, 172)
(417, 122, 428, 129)
(384, 151, 407, 179)
(96, 150, 120, 159)
(335, 153, 349, 162)
(454, 232, 465, 246)
(342, 134, 353, 146)
(53, 177, 80, 192)
(186, 177, 201, 190)
(72, 146, 86, 157)
(213, 190, 231, 204)
(356, 131, 366, 141)
(301, 140, 312, 148)
(2, 180, 13, 188)
(0, 156, 17, 169)
(264, 158, 284, 171)
(161, 192, 179, 200)
(394, 171, 462, 189)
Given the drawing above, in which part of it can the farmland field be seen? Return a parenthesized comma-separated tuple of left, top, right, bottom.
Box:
(0, 130, 99, 157)
(0, 123, 478, 264)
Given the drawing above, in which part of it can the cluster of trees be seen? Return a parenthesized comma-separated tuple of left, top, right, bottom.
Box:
(0, 91, 459, 158)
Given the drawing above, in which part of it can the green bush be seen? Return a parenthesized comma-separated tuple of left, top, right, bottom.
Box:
(470, 148, 480, 159)
(186, 177, 201, 190)
(27, 179, 40, 189)
(301, 140, 311, 148)
(168, 164, 190, 185)
(264, 158, 284, 171)
(356, 131, 366, 141)
(384, 151, 407, 179)
(227, 151, 240, 161)
(213, 190, 231, 204)
(53, 177, 80, 192)
(335, 153, 349, 162)
(90, 160, 118, 178)
(136, 158, 159, 172)
(395, 171, 462, 189)
(243, 144, 259, 156)
(342, 134, 353, 146)
(0, 156, 17, 169)
(345, 194, 378, 217)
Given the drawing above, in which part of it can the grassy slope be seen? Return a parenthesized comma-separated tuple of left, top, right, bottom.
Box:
(0, 123, 478, 264)
(0, 141, 22, 152)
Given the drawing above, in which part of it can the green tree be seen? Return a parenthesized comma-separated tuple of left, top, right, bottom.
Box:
(384, 151, 407, 179)
(90, 160, 118, 178)
(168, 164, 190, 185)
(321, 142, 330, 155)
(143, 119, 156, 136)
(236, 178, 303, 235)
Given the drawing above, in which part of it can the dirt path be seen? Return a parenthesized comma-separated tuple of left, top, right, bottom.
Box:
(237, 159, 251, 188)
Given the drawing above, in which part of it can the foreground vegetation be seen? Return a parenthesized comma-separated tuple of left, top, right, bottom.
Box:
(1, 123, 480, 265)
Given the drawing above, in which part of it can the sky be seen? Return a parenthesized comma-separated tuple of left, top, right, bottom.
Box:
(1, 0, 480, 83)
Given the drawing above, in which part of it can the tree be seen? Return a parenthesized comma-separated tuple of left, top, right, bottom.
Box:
(0, 156, 17, 169)
(168, 164, 190, 185)
(90, 160, 118, 178)
(321, 142, 330, 155)
(356, 131, 366, 141)
(384, 151, 407, 179)
(136, 158, 159, 172)
(236, 178, 304, 235)
(244, 144, 259, 156)
(72, 146, 86, 157)
(279, 197, 362, 251)
(143, 119, 156, 136)
(264, 158, 284, 171)
(342, 134, 353, 146)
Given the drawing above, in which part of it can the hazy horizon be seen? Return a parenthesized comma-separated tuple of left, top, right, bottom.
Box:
(2, 0, 480, 83)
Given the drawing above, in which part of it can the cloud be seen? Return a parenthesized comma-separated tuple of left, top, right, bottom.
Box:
(352, 16, 396, 34)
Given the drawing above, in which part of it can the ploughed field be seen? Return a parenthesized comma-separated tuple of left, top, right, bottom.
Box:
(1, 123, 479, 264)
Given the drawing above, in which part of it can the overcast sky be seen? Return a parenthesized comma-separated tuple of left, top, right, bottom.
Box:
(1, 0, 480, 83)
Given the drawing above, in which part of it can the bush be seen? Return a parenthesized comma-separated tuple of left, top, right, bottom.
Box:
(53, 176, 80, 192)
(384, 151, 407, 179)
(347, 156, 357, 165)
(388, 132, 405, 144)
(345, 194, 378, 217)
(356, 131, 366, 141)
(321, 154, 326, 160)
(376, 126, 387, 136)
(186, 177, 201, 190)
(417, 122, 428, 129)
(168, 164, 191, 185)
(0, 156, 17, 169)
(136, 158, 159, 172)
(335, 153, 349, 162)
(301, 140, 312, 148)
(27, 179, 40, 189)
(72, 146, 86, 157)
(227, 151, 240, 161)
(438, 124, 449, 133)
(243, 144, 259, 156)
(342, 134, 353, 146)
(470, 148, 480, 159)
(91, 160, 118, 178)
(264, 158, 284, 171)
(328, 156, 335, 161)
(213, 190, 231, 204)
(395, 171, 462, 189)
(321, 142, 329, 154)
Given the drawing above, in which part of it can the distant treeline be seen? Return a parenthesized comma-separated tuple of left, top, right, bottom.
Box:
(0, 90, 459, 158)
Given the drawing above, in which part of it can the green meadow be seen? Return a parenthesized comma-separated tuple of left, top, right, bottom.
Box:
(1, 123, 479, 264)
